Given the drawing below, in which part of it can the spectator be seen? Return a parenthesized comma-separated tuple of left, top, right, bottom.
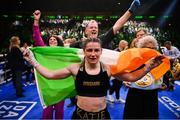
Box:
(107, 40, 129, 103)
(162, 41, 180, 90)
(21, 42, 35, 85)
(115, 40, 129, 51)
(123, 35, 164, 119)
(7, 36, 26, 97)
(162, 41, 180, 62)
(33, 10, 64, 119)
(130, 28, 148, 48)
(70, 0, 141, 49)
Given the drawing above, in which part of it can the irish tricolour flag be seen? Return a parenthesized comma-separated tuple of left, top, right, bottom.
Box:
(31, 47, 170, 107)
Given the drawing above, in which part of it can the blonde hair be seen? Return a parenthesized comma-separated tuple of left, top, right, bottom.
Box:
(136, 28, 148, 35)
(136, 35, 158, 49)
(85, 20, 98, 28)
(119, 40, 128, 50)
(130, 38, 138, 48)
(119, 40, 128, 45)
(9, 36, 20, 50)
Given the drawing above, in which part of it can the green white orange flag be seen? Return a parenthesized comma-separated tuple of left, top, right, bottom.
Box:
(31, 47, 170, 107)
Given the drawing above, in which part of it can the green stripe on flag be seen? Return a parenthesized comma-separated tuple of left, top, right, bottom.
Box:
(31, 47, 81, 107)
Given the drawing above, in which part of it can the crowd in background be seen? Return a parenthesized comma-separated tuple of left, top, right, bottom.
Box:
(38, 19, 172, 49)
(0, 13, 180, 119)
(0, 16, 177, 53)
(0, 0, 179, 119)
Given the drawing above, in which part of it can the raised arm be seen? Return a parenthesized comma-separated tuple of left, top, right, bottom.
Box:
(32, 10, 46, 46)
(114, 56, 165, 82)
(113, 0, 140, 35)
(101, 0, 141, 48)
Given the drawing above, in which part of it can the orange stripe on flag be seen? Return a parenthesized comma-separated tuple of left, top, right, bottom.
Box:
(110, 48, 170, 80)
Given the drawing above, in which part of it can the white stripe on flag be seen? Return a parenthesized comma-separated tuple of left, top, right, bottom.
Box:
(77, 48, 120, 65)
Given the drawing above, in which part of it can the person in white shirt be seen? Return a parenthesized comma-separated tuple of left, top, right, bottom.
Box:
(162, 41, 180, 62)
(162, 41, 180, 90)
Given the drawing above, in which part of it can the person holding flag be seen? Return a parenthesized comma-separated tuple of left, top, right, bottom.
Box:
(32, 10, 64, 119)
(123, 35, 168, 119)
(24, 38, 167, 119)
(69, 0, 142, 107)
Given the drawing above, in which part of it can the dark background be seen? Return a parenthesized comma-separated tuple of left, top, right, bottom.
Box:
(0, 0, 179, 16)
(0, 0, 180, 51)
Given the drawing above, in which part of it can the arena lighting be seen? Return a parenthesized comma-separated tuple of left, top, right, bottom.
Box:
(47, 16, 56, 19)
(96, 16, 104, 20)
(61, 16, 69, 19)
(148, 16, 156, 19)
(72, 16, 80, 20)
(84, 16, 94, 20)
(158, 0, 177, 27)
(16, 15, 22, 19)
(109, 16, 119, 19)
(135, 16, 143, 19)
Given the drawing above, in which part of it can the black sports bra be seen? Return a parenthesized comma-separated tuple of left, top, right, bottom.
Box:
(75, 61, 110, 97)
